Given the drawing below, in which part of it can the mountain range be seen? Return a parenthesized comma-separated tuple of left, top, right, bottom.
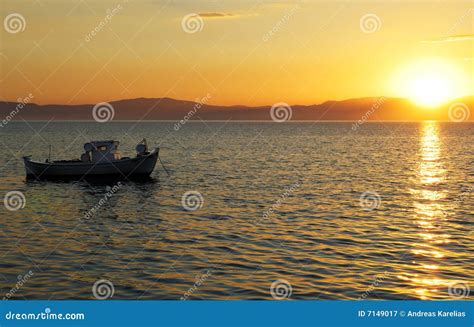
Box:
(0, 96, 472, 122)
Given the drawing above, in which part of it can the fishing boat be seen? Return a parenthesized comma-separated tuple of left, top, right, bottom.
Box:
(23, 139, 160, 180)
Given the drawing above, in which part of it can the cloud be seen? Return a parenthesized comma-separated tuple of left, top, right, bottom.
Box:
(423, 34, 474, 43)
(197, 12, 238, 19)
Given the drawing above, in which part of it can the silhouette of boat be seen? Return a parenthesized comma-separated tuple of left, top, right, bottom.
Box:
(23, 139, 159, 180)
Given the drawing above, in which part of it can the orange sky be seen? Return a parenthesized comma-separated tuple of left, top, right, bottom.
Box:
(0, 0, 473, 106)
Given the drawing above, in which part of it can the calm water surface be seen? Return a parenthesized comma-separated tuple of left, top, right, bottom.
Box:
(0, 121, 472, 299)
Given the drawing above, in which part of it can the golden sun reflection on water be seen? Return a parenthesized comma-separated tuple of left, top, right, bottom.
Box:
(403, 121, 453, 299)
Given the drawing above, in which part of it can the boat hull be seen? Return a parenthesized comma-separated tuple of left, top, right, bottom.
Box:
(23, 148, 159, 180)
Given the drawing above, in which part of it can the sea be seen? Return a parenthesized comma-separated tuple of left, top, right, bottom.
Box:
(0, 121, 472, 300)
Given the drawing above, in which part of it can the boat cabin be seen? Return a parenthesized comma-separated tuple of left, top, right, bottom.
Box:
(82, 140, 122, 163)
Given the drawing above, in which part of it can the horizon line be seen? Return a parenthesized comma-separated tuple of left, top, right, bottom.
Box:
(2, 94, 473, 108)
(9, 119, 473, 123)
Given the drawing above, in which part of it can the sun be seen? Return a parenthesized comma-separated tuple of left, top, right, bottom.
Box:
(391, 59, 468, 108)
(407, 73, 451, 107)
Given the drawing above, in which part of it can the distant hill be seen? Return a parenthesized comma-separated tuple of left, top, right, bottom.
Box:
(0, 96, 472, 121)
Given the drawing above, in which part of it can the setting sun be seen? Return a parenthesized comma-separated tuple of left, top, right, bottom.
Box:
(391, 59, 469, 108)
(407, 73, 452, 107)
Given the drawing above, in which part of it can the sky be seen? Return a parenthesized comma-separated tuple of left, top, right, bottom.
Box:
(0, 0, 473, 106)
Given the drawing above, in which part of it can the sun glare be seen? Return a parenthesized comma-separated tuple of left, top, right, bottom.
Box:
(392, 59, 468, 108)
(408, 74, 451, 107)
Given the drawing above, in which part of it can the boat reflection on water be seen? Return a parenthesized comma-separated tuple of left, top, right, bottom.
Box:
(25, 174, 161, 221)
(402, 121, 454, 299)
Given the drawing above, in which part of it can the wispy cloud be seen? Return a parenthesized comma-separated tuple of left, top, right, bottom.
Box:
(197, 12, 238, 19)
(423, 34, 474, 43)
